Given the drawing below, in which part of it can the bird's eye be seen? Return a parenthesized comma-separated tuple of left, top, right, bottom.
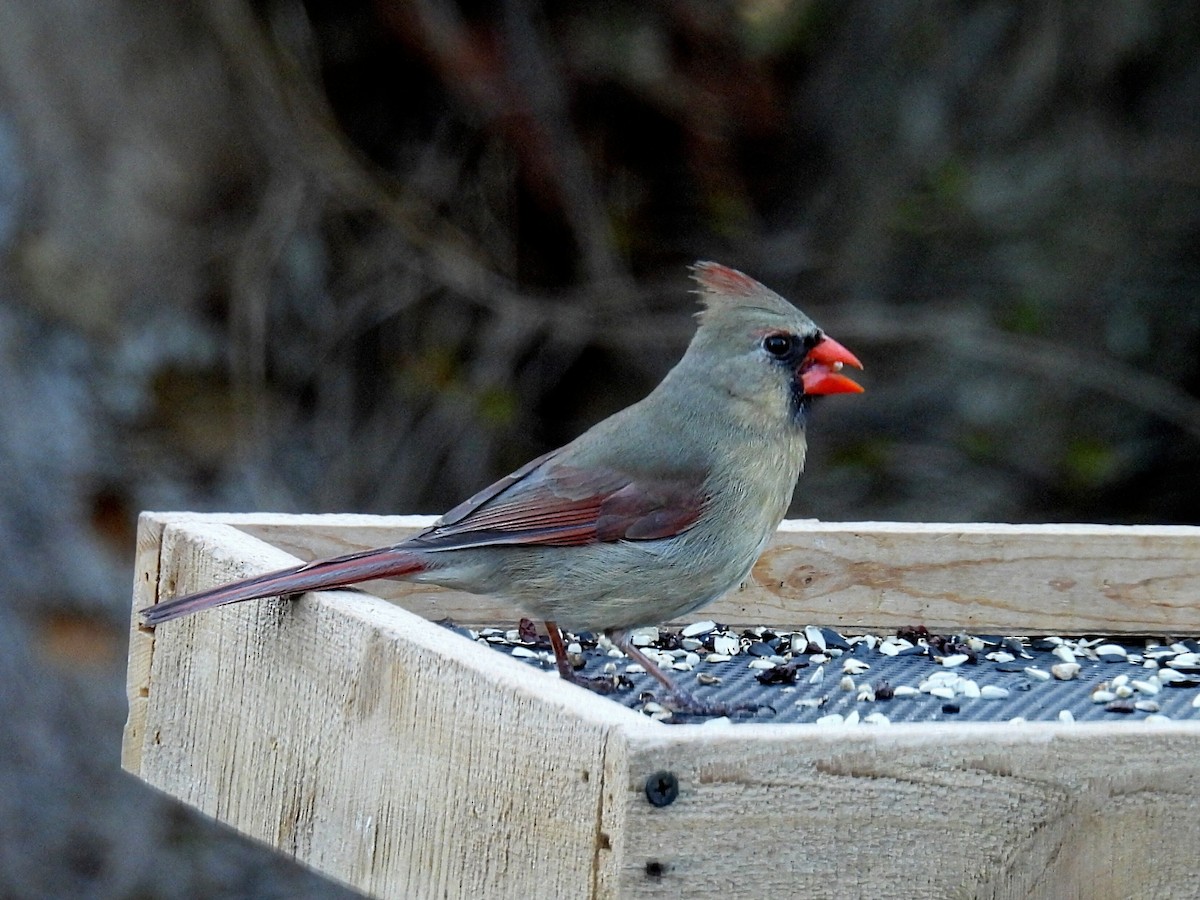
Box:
(762, 333, 794, 359)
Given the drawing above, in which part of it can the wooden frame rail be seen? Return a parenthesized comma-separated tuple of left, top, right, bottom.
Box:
(124, 513, 1200, 899)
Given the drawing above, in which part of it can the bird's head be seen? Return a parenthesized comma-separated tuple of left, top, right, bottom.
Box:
(685, 261, 863, 426)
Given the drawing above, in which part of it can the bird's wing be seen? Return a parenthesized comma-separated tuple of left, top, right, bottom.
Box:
(411, 449, 709, 550)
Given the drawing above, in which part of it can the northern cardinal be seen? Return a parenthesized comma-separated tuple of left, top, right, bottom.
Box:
(141, 262, 863, 714)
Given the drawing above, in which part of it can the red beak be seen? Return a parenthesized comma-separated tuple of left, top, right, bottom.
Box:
(800, 335, 864, 395)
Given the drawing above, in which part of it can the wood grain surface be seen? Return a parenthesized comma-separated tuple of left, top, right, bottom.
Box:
(124, 512, 1200, 898)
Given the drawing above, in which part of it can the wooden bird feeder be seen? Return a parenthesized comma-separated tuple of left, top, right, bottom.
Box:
(123, 512, 1200, 898)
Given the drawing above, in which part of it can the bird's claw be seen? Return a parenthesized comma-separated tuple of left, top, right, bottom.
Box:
(666, 691, 772, 718)
(560, 671, 632, 696)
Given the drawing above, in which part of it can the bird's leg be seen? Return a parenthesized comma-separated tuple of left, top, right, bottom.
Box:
(612, 634, 686, 695)
(544, 620, 618, 694)
(610, 629, 762, 718)
(544, 620, 577, 680)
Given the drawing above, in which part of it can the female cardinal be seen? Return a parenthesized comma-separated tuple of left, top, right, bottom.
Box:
(142, 262, 863, 715)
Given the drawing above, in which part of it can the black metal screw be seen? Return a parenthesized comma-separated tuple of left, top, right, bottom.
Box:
(644, 770, 679, 807)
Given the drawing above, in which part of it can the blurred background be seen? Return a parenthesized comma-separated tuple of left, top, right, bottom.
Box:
(1, 0, 1197, 895)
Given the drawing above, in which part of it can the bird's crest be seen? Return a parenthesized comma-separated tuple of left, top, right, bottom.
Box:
(689, 261, 796, 324)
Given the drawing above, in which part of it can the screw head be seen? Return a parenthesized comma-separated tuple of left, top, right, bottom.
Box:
(644, 770, 679, 807)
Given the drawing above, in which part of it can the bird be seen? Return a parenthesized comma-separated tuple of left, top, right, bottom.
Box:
(141, 262, 863, 715)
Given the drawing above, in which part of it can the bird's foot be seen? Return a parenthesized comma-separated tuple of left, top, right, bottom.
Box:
(544, 621, 635, 696)
(665, 688, 772, 719)
(555, 667, 635, 697)
(566, 672, 624, 695)
(604, 627, 774, 718)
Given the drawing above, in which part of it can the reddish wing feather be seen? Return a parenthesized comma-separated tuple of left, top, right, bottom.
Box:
(412, 451, 708, 550)
(595, 481, 705, 540)
(434, 449, 559, 528)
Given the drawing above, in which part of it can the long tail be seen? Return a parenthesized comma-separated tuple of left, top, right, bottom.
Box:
(139, 545, 427, 626)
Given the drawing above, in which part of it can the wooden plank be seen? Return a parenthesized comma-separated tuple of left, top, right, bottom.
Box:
(158, 514, 1200, 634)
(619, 721, 1200, 898)
(749, 521, 1200, 635)
(128, 520, 648, 899)
(121, 512, 183, 774)
(125, 515, 1200, 899)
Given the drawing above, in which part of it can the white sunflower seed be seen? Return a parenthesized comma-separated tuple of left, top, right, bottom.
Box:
(712, 634, 738, 655)
(925, 670, 959, 685)
(803, 624, 826, 652)
(1052, 646, 1077, 664)
(630, 627, 658, 647)
(877, 638, 913, 657)
(1051, 662, 1081, 681)
(681, 620, 716, 638)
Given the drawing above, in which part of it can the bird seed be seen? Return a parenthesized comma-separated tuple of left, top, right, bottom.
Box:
(450, 621, 1200, 725)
